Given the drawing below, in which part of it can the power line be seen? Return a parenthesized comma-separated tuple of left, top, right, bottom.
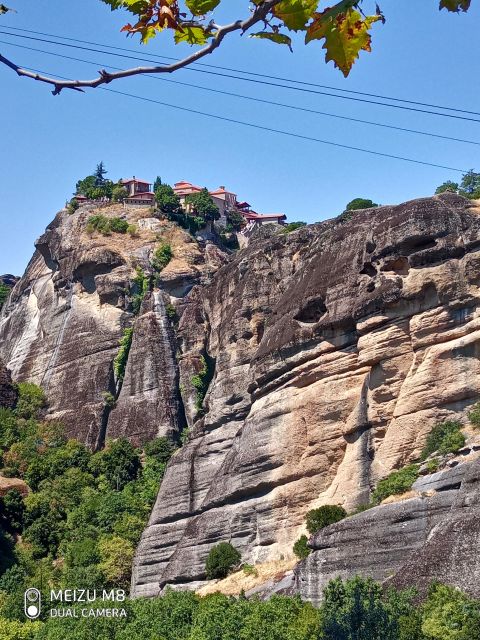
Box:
(2, 29, 480, 123)
(3, 38, 479, 147)
(3, 24, 480, 118)
(25, 64, 468, 174)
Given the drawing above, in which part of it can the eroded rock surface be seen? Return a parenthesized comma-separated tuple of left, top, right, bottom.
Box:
(295, 458, 480, 604)
(0, 206, 220, 447)
(132, 193, 480, 596)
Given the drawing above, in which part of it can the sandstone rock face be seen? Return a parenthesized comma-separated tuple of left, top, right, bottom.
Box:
(0, 206, 219, 447)
(132, 193, 480, 596)
(295, 458, 480, 604)
(0, 358, 17, 409)
(2, 194, 480, 599)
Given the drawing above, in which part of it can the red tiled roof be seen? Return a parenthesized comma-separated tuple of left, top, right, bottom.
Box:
(210, 187, 236, 196)
(244, 212, 286, 220)
(121, 178, 151, 185)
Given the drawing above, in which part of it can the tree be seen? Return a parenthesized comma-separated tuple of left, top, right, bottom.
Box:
(205, 542, 241, 579)
(89, 438, 141, 490)
(0, 2, 471, 94)
(435, 180, 459, 194)
(155, 183, 182, 216)
(225, 210, 245, 231)
(305, 505, 347, 534)
(321, 576, 401, 640)
(186, 188, 220, 223)
(94, 161, 108, 186)
(112, 183, 128, 202)
(460, 169, 480, 197)
(153, 176, 162, 191)
(345, 198, 378, 211)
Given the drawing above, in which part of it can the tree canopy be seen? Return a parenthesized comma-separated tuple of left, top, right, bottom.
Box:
(436, 170, 480, 199)
(0, 1, 473, 94)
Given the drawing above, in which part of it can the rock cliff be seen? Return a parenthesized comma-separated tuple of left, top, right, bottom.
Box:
(132, 193, 480, 596)
(0, 205, 224, 448)
(1, 193, 480, 599)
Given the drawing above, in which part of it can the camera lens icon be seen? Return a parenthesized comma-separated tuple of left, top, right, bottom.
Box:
(24, 588, 41, 619)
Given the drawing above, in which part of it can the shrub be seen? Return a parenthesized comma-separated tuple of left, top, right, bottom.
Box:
(87, 215, 129, 235)
(131, 266, 149, 315)
(205, 542, 241, 579)
(345, 198, 378, 211)
(165, 303, 177, 320)
(14, 383, 46, 420)
(98, 535, 135, 588)
(109, 217, 129, 233)
(305, 505, 347, 535)
(293, 535, 311, 560)
(421, 582, 480, 640)
(421, 421, 465, 460)
(468, 402, 480, 429)
(0, 282, 11, 309)
(372, 465, 419, 505)
(66, 198, 79, 215)
(242, 563, 258, 577)
(281, 221, 307, 234)
(143, 437, 176, 465)
(151, 242, 173, 272)
(114, 327, 133, 380)
(127, 224, 139, 237)
(191, 356, 209, 411)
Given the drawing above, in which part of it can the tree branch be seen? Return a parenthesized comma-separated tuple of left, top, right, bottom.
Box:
(0, 0, 282, 95)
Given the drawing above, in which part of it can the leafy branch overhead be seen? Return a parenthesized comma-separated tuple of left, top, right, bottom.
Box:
(0, 0, 474, 93)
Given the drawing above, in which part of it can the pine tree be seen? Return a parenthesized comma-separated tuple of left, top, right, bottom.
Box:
(94, 161, 107, 186)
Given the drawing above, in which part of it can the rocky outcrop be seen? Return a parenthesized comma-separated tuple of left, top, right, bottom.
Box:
(295, 458, 480, 604)
(2, 192, 480, 600)
(0, 205, 221, 447)
(0, 358, 17, 409)
(132, 193, 480, 596)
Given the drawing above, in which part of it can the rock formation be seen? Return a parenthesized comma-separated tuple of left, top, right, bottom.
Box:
(1, 193, 480, 599)
(295, 456, 480, 604)
(132, 193, 480, 596)
(0, 205, 223, 448)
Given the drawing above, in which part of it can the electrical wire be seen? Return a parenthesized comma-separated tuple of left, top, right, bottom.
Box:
(2, 29, 480, 123)
(3, 24, 480, 118)
(24, 64, 468, 174)
(2, 39, 478, 147)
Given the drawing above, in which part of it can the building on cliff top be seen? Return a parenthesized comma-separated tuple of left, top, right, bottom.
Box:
(173, 180, 286, 230)
(121, 177, 155, 206)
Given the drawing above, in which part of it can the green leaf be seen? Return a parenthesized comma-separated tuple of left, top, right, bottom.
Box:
(439, 0, 471, 10)
(174, 26, 211, 45)
(273, 0, 318, 31)
(250, 31, 293, 51)
(185, 0, 221, 16)
(306, 8, 382, 77)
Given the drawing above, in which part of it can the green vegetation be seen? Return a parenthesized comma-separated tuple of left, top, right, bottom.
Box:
(305, 505, 347, 535)
(345, 198, 379, 211)
(0, 282, 11, 310)
(0, 383, 176, 612)
(131, 266, 149, 315)
(111, 184, 128, 203)
(191, 356, 209, 411)
(76, 162, 114, 200)
(86, 214, 129, 236)
(165, 303, 177, 321)
(421, 421, 465, 460)
(281, 221, 308, 233)
(114, 328, 133, 381)
(225, 209, 245, 231)
(2, 574, 478, 639)
(154, 183, 182, 216)
(242, 563, 258, 577)
(66, 198, 79, 215)
(371, 464, 419, 505)
(205, 542, 241, 579)
(151, 242, 173, 272)
(185, 188, 220, 224)
(293, 534, 311, 560)
(436, 169, 480, 200)
(468, 402, 480, 429)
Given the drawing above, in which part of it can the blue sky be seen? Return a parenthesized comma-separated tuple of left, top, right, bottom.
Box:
(0, 0, 478, 275)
